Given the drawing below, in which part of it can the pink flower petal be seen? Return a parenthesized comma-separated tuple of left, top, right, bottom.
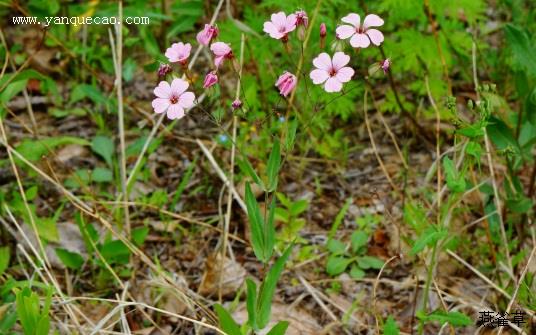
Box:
(214, 55, 224, 68)
(335, 25, 356, 39)
(363, 14, 384, 29)
(210, 42, 231, 56)
(324, 77, 343, 93)
(152, 98, 170, 114)
(313, 53, 332, 72)
(166, 104, 185, 120)
(154, 81, 171, 98)
(341, 13, 360, 27)
(335, 66, 354, 83)
(331, 52, 350, 70)
(366, 29, 384, 45)
(271, 12, 287, 27)
(350, 33, 370, 48)
(179, 92, 195, 108)
(310, 69, 329, 84)
(285, 14, 297, 31)
(263, 22, 284, 39)
(171, 78, 188, 95)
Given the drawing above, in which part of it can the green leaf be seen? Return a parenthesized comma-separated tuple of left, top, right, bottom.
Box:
(92, 167, 113, 183)
(351, 231, 369, 253)
(70, 84, 106, 104)
(237, 158, 264, 189)
(245, 183, 267, 263)
(486, 116, 520, 152)
(91, 135, 115, 166)
(15, 136, 89, 162)
(357, 256, 384, 270)
(426, 310, 472, 326)
(0, 246, 10, 276)
(55, 248, 84, 270)
(99, 240, 130, 264)
(289, 200, 308, 217)
(132, 227, 149, 246)
(465, 141, 482, 162)
(266, 321, 289, 335)
(326, 239, 346, 255)
(350, 264, 365, 279)
(442, 156, 466, 193)
(266, 139, 281, 191)
(0, 79, 27, 103)
(214, 304, 242, 335)
(246, 278, 258, 330)
(383, 315, 400, 335)
(265, 197, 276, 260)
(257, 244, 293, 329)
(504, 24, 536, 78)
(328, 198, 352, 240)
(170, 158, 197, 209)
(37, 217, 60, 243)
(411, 227, 447, 255)
(326, 255, 352, 276)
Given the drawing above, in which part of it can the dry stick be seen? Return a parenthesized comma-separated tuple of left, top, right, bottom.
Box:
(0, 118, 50, 268)
(219, 33, 245, 302)
(497, 246, 536, 335)
(197, 139, 247, 213)
(363, 90, 399, 192)
(0, 141, 218, 324)
(109, 1, 130, 235)
(372, 255, 399, 333)
(3, 207, 86, 333)
(472, 41, 513, 274)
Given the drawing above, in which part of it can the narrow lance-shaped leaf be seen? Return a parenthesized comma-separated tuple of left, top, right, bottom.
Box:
(285, 119, 298, 152)
(266, 321, 289, 335)
(237, 157, 264, 189)
(214, 304, 242, 335)
(264, 197, 276, 261)
(245, 183, 267, 262)
(257, 244, 293, 329)
(266, 139, 281, 192)
(246, 278, 258, 330)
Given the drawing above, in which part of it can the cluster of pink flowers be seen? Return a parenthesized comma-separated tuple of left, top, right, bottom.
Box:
(153, 22, 239, 119)
(152, 9, 388, 120)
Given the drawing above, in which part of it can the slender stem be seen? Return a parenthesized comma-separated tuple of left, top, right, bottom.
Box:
(418, 243, 438, 335)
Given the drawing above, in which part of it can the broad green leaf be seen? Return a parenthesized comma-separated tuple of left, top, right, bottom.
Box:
(266, 321, 289, 335)
(383, 316, 400, 335)
(246, 278, 258, 330)
(266, 139, 281, 191)
(55, 248, 84, 270)
(245, 183, 267, 263)
(70, 84, 106, 104)
(504, 24, 536, 78)
(351, 231, 369, 253)
(214, 304, 242, 335)
(486, 116, 520, 152)
(15, 136, 89, 162)
(357, 256, 384, 270)
(37, 218, 60, 243)
(426, 310, 472, 326)
(326, 239, 346, 255)
(91, 135, 115, 166)
(99, 240, 130, 264)
(326, 255, 352, 276)
(92, 167, 113, 183)
(465, 141, 482, 162)
(411, 228, 447, 255)
(257, 244, 293, 329)
(132, 227, 149, 246)
(0, 246, 10, 276)
(350, 264, 365, 279)
(289, 200, 308, 217)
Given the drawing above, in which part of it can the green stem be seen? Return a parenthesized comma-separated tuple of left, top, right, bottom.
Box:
(417, 242, 438, 335)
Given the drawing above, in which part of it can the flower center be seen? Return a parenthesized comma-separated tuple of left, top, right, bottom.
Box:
(170, 95, 179, 104)
(278, 26, 286, 33)
(329, 68, 337, 77)
(356, 27, 365, 34)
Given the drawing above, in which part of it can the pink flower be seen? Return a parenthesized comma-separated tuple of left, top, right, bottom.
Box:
(165, 42, 191, 65)
(197, 24, 219, 46)
(275, 71, 297, 97)
(381, 58, 390, 74)
(295, 10, 308, 28)
(152, 79, 195, 120)
(310, 52, 354, 93)
(263, 12, 297, 40)
(203, 72, 218, 88)
(210, 42, 233, 68)
(335, 13, 384, 48)
(231, 99, 242, 110)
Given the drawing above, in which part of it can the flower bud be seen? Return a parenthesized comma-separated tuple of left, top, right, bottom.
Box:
(203, 71, 218, 88)
(275, 71, 297, 97)
(158, 64, 172, 78)
(320, 23, 327, 49)
(380, 58, 390, 74)
(231, 99, 242, 110)
(197, 24, 219, 46)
